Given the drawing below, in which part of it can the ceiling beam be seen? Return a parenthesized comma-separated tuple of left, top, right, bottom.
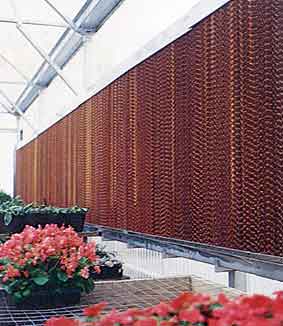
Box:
(0, 17, 67, 28)
(9, 0, 78, 97)
(0, 128, 17, 134)
(0, 81, 26, 85)
(17, 25, 78, 96)
(16, 0, 124, 113)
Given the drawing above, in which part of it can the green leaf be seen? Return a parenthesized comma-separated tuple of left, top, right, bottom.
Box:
(179, 322, 189, 326)
(32, 274, 49, 286)
(13, 291, 23, 303)
(57, 270, 68, 282)
(22, 288, 31, 297)
(210, 303, 223, 310)
(2, 284, 12, 294)
(4, 212, 12, 225)
(79, 257, 88, 265)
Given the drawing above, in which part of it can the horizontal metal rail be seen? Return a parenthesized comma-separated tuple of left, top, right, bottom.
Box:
(0, 128, 17, 134)
(85, 224, 283, 283)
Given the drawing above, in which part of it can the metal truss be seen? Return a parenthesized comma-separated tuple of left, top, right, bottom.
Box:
(17, 26, 78, 96)
(0, 128, 17, 134)
(10, 0, 78, 96)
(0, 17, 67, 28)
(42, 0, 85, 34)
(0, 89, 38, 134)
(0, 81, 26, 85)
(0, 0, 124, 130)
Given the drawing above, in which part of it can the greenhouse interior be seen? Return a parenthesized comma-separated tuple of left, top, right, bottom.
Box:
(0, 0, 283, 325)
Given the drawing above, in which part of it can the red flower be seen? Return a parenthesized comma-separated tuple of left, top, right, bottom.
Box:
(84, 301, 108, 317)
(6, 265, 20, 278)
(134, 318, 158, 326)
(44, 316, 79, 326)
(44, 280, 283, 326)
(170, 292, 193, 310)
(152, 302, 171, 317)
(160, 321, 177, 326)
(22, 270, 29, 278)
(179, 309, 205, 323)
(94, 265, 101, 274)
(217, 293, 229, 305)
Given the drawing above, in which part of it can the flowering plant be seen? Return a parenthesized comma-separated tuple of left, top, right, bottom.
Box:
(46, 291, 283, 326)
(0, 224, 100, 304)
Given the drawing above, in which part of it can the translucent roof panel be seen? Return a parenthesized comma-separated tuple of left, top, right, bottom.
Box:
(0, 24, 43, 80)
(0, 0, 88, 114)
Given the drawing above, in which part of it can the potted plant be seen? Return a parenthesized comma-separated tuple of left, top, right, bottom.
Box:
(93, 245, 123, 280)
(0, 198, 25, 233)
(24, 204, 64, 228)
(0, 224, 100, 308)
(24, 204, 88, 232)
(60, 206, 88, 232)
(0, 190, 12, 205)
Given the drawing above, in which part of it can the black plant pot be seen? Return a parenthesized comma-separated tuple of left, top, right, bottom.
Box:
(0, 214, 24, 234)
(25, 213, 66, 228)
(93, 263, 123, 280)
(46, 213, 66, 227)
(7, 287, 81, 309)
(64, 213, 86, 232)
(24, 213, 49, 228)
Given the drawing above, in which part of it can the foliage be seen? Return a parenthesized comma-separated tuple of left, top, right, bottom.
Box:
(96, 244, 122, 267)
(22, 203, 88, 215)
(59, 205, 88, 215)
(45, 291, 283, 326)
(0, 201, 87, 226)
(0, 225, 100, 303)
(0, 196, 25, 225)
(0, 191, 12, 205)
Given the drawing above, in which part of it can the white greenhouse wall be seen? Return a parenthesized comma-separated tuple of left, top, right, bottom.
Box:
(0, 114, 17, 195)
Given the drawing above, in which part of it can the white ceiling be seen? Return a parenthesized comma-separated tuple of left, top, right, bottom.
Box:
(0, 0, 86, 112)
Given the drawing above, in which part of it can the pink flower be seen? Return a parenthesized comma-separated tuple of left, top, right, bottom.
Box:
(44, 316, 79, 326)
(79, 266, 89, 279)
